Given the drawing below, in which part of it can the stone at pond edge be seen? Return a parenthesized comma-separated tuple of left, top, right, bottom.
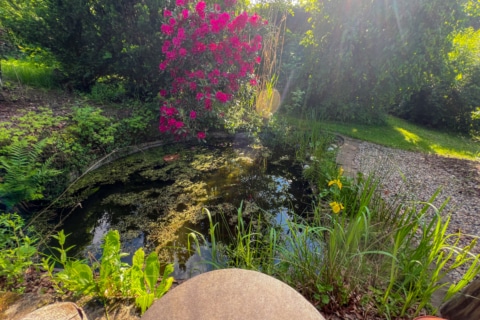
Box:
(141, 268, 325, 320)
(21, 302, 87, 320)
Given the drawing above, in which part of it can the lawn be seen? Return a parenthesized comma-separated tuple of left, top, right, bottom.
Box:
(292, 115, 480, 161)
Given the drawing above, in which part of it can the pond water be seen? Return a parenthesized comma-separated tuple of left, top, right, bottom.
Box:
(56, 135, 312, 279)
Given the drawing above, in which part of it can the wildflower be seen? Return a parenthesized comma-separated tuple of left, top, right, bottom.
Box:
(197, 131, 206, 139)
(176, 0, 186, 6)
(182, 9, 189, 19)
(164, 9, 172, 17)
(339, 167, 344, 176)
(249, 78, 257, 86)
(190, 111, 197, 119)
(329, 201, 344, 214)
(328, 179, 342, 190)
(159, 89, 167, 97)
(255, 56, 261, 64)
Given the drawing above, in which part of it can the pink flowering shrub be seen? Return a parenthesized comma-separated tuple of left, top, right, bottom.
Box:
(159, 0, 267, 140)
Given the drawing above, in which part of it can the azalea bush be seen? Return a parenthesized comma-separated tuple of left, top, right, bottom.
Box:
(158, 0, 267, 140)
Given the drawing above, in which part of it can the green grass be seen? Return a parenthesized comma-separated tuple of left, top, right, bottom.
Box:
(2, 58, 57, 89)
(290, 115, 479, 161)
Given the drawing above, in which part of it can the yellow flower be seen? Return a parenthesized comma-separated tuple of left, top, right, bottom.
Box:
(329, 201, 344, 214)
(328, 179, 342, 190)
(339, 167, 344, 177)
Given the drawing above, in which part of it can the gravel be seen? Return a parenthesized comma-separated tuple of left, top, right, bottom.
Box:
(353, 141, 480, 283)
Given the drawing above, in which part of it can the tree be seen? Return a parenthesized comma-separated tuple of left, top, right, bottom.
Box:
(1, 0, 168, 95)
(290, 0, 467, 124)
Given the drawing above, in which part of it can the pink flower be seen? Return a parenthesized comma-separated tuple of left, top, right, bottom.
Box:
(159, 61, 167, 70)
(161, 24, 174, 35)
(168, 118, 177, 127)
(169, 17, 176, 26)
(197, 131, 206, 139)
(250, 78, 257, 86)
(159, 124, 168, 133)
(173, 37, 182, 47)
(194, 41, 206, 53)
(190, 110, 197, 119)
(205, 97, 212, 110)
(215, 91, 229, 103)
(176, 0, 186, 6)
(166, 51, 176, 60)
(255, 56, 261, 64)
(162, 40, 171, 53)
(209, 43, 217, 52)
(179, 48, 188, 57)
(196, 92, 204, 100)
(164, 9, 172, 17)
(175, 121, 184, 129)
(195, 1, 206, 13)
(195, 1, 206, 19)
(182, 9, 189, 19)
(248, 13, 260, 27)
(214, 4, 221, 11)
(189, 82, 197, 90)
(160, 89, 168, 96)
(177, 28, 186, 40)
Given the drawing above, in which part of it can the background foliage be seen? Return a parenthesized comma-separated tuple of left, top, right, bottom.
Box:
(1, 0, 168, 96)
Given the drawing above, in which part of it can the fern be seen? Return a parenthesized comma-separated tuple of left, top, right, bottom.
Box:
(0, 139, 61, 209)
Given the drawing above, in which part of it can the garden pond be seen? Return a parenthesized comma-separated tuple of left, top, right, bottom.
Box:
(54, 134, 313, 279)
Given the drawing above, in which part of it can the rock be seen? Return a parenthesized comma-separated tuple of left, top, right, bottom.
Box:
(21, 302, 87, 320)
(141, 268, 325, 320)
(440, 280, 480, 320)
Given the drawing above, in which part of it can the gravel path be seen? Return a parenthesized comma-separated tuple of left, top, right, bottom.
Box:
(352, 141, 480, 283)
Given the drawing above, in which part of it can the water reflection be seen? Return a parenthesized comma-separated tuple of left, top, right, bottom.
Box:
(57, 140, 311, 277)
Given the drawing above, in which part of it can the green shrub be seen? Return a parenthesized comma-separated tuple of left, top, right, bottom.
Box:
(2, 0, 169, 95)
(44, 229, 174, 315)
(0, 139, 61, 210)
(88, 79, 127, 103)
(0, 213, 38, 289)
(0, 107, 66, 148)
(54, 105, 119, 170)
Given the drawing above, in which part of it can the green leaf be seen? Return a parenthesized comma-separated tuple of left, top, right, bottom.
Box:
(155, 263, 174, 298)
(135, 293, 154, 315)
(129, 248, 146, 295)
(144, 252, 160, 292)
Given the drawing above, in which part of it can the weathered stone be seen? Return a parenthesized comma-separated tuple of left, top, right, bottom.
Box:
(21, 302, 87, 320)
(440, 280, 480, 320)
(141, 268, 325, 320)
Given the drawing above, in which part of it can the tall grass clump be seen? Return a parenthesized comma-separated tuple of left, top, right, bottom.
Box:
(190, 127, 480, 318)
(2, 58, 57, 89)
